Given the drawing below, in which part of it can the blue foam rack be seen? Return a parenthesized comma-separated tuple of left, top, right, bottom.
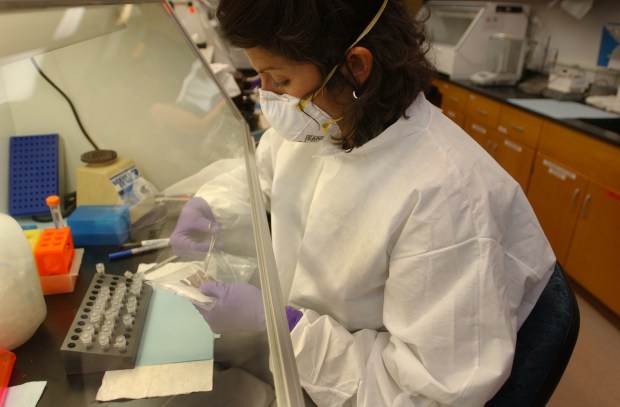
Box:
(9, 134, 59, 217)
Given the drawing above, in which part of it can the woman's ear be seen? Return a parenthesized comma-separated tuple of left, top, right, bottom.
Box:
(343, 46, 373, 88)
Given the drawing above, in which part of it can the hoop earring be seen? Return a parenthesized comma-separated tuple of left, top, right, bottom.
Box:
(352, 89, 360, 99)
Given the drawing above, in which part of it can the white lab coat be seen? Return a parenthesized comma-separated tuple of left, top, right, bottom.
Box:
(196, 93, 555, 406)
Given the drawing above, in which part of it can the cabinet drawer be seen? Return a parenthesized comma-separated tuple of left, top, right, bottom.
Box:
(465, 117, 493, 147)
(436, 79, 469, 114)
(443, 107, 465, 128)
(467, 93, 501, 127)
(497, 105, 542, 149)
(493, 135, 536, 191)
(539, 120, 620, 191)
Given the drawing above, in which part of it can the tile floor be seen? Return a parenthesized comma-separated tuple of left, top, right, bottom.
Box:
(547, 286, 620, 407)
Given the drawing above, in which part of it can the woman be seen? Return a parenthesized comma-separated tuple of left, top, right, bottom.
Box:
(170, 0, 556, 405)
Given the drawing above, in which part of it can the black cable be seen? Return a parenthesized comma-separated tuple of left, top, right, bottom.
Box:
(30, 57, 100, 151)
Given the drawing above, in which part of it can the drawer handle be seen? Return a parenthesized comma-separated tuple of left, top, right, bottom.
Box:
(510, 123, 524, 132)
(579, 194, 592, 219)
(447, 110, 456, 118)
(503, 139, 523, 153)
(543, 159, 576, 180)
(476, 108, 488, 116)
(471, 123, 487, 134)
(449, 96, 459, 103)
(570, 188, 581, 212)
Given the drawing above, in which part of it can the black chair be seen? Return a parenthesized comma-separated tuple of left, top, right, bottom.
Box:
(486, 262, 580, 407)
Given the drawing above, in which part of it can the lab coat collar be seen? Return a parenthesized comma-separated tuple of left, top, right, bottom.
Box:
(317, 92, 432, 157)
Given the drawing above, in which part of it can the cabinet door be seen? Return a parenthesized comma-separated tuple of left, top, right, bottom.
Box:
(443, 107, 465, 128)
(497, 105, 542, 149)
(465, 117, 493, 148)
(565, 182, 620, 315)
(526, 154, 589, 264)
(467, 93, 501, 128)
(493, 135, 536, 191)
(436, 80, 469, 114)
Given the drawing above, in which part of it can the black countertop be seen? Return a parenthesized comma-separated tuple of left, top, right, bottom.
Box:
(436, 74, 620, 148)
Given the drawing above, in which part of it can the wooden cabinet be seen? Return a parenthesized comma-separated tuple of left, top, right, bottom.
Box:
(435, 79, 468, 128)
(492, 134, 536, 191)
(526, 154, 589, 264)
(565, 182, 620, 315)
(497, 104, 543, 149)
(434, 79, 620, 315)
(465, 112, 536, 191)
(529, 121, 620, 315)
(467, 93, 501, 128)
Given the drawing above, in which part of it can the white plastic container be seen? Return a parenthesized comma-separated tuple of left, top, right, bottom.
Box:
(0, 213, 47, 350)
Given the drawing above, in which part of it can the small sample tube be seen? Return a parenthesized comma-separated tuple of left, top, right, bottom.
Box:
(113, 335, 127, 353)
(122, 313, 133, 329)
(126, 296, 137, 314)
(95, 263, 105, 275)
(45, 195, 66, 228)
(98, 333, 110, 351)
(80, 332, 93, 349)
(83, 323, 95, 337)
(90, 311, 102, 329)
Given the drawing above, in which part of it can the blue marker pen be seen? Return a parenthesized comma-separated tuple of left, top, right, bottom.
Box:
(108, 241, 169, 261)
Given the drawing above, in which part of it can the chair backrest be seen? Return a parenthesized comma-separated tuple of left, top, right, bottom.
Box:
(486, 262, 580, 407)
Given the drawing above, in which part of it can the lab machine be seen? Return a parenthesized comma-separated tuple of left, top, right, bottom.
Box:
(418, 1, 530, 80)
(0, 0, 302, 405)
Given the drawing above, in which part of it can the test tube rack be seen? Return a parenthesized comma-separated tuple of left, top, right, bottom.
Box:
(60, 272, 152, 375)
(8, 134, 59, 216)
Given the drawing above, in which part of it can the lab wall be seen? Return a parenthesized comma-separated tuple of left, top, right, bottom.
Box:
(523, 0, 620, 70)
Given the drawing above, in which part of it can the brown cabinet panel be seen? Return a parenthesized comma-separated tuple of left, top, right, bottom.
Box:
(435, 79, 469, 114)
(565, 182, 620, 315)
(493, 135, 536, 191)
(526, 154, 588, 264)
(497, 104, 543, 149)
(539, 120, 620, 191)
(467, 93, 501, 128)
(443, 107, 465, 128)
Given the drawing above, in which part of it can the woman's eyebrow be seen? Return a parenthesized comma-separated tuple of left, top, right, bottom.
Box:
(257, 66, 284, 74)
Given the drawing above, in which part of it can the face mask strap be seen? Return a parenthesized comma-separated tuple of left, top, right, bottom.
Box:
(305, 0, 389, 104)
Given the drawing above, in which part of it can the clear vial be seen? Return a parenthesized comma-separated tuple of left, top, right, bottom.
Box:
(80, 332, 93, 349)
(45, 195, 65, 228)
(95, 263, 105, 275)
(122, 313, 133, 329)
(83, 323, 95, 336)
(113, 335, 127, 353)
(98, 333, 110, 351)
(90, 311, 102, 328)
(126, 296, 137, 314)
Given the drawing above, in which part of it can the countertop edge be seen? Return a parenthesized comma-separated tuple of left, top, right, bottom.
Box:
(434, 75, 620, 148)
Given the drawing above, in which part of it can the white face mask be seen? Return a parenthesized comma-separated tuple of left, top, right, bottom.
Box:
(259, 89, 340, 143)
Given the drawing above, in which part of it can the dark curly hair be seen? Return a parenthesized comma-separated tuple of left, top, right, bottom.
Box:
(216, 0, 435, 150)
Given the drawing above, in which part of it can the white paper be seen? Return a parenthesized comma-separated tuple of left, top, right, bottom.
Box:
(4, 381, 46, 407)
(96, 360, 213, 401)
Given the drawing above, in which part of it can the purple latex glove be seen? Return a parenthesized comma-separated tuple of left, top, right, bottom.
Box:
(285, 306, 303, 332)
(198, 280, 266, 334)
(170, 197, 221, 260)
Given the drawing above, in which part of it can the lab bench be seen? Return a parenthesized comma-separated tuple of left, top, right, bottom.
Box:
(433, 75, 620, 317)
(8, 244, 274, 406)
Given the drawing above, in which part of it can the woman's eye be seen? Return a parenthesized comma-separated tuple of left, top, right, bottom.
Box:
(273, 79, 290, 89)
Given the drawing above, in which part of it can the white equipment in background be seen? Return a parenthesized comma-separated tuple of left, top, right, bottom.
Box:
(471, 33, 527, 86)
(418, 1, 530, 80)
